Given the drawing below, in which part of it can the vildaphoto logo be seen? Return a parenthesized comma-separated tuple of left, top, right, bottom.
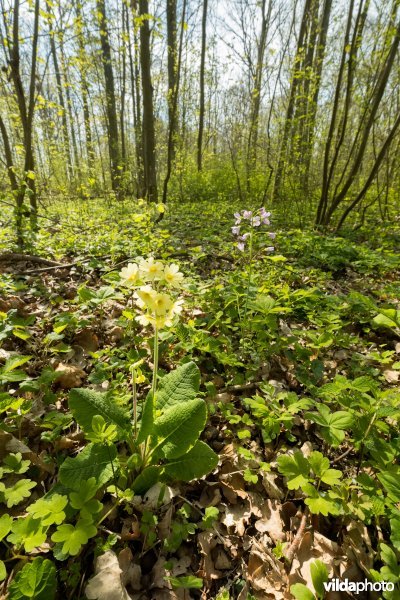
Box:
(323, 578, 394, 594)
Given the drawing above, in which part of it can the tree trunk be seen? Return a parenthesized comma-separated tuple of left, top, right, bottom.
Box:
(96, 0, 121, 195)
(197, 0, 208, 171)
(138, 0, 158, 201)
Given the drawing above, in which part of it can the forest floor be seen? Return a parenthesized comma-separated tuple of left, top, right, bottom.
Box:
(0, 199, 399, 600)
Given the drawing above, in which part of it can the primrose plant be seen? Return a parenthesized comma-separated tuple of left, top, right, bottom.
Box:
(66, 257, 218, 499)
(232, 207, 275, 345)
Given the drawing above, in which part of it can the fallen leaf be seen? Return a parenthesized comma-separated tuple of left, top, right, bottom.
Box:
(55, 363, 86, 389)
(85, 550, 132, 600)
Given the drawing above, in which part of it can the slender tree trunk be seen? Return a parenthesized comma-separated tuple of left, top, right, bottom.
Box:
(138, 0, 158, 201)
(96, 0, 121, 195)
(162, 0, 186, 204)
(197, 0, 208, 171)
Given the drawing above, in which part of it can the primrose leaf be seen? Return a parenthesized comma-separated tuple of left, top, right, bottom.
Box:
(154, 399, 207, 459)
(7, 517, 47, 552)
(162, 440, 218, 482)
(132, 466, 161, 495)
(27, 494, 68, 526)
(69, 388, 129, 433)
(277, 452, 310, 489)
(7, 557, 56, 600)
(51, 520, 97, 556)
(156, 362, 200, 411)
(59, 443, 117, 489)
(3, 479, 36, 507)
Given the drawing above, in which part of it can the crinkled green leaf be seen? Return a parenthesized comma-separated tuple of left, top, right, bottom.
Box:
(69, 388, 129, 433)
(154, 399, 206, 459)
(163, 441, 218, 481)
(59, 443, 117, 489)
(156, 362, 200, 411)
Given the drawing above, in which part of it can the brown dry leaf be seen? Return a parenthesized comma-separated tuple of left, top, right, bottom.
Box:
(219, 460, 247, 504)
(75, 328, 99, 352)
(55, 362, 86, 389)
(197, 531, 222, 580)
(118, 548, 141, 592)
(288, 531, 339, 593)
(342, 520, 374, 575)
(213, 548, 231, 570)
(247, 547, 286, 598)
(85, 550, 132, 600)
(261, 471, 284, 500)
(253, 499, 286, 543)
(221, 502, 251, 537)
(383, 369, 399, 383)
(198, 484, 221, 508)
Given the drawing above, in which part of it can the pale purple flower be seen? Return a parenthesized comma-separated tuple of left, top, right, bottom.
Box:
(234, 212, 242, 225)
(243, 210, 253, 219)
(251, 216, 261, 227)
(232, 226, 241, 235)
(266, 246, 274, 252)
(260, 208, 271, 219)
(240, 233, 250, 241)
(262, 217, 270, 225)
(268, 232, 276, 239)
(237, 242, 245, 251)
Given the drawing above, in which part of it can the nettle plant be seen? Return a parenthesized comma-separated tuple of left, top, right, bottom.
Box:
(66, 257, 218, 495)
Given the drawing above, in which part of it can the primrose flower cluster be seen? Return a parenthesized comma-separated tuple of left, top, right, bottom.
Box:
(120, 257, 184, 329)
(232, 207, 275, 252)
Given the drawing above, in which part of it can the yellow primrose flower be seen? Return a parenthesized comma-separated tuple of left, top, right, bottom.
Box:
(139, 257, 164, 281)
(153, 292, 174, 316)
(163, 263, 184, 287)
(135, 285, 157, 310)
(120, 262, 140, 284)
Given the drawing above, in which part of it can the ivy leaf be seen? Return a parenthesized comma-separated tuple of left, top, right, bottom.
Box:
(69, 477, 102, 519)
(320, 468, 342, 486)
(7, 517, 47, 552)
(7, 557, 56, 600)
(2, 452, 30, 474)
(303, 483, 340, 516)
(308, 451, 329, 478)
(27, 494, 68, 526)
(3, 479, 36, 507)
(51, 520, 97, 556)
(0, 514, 13, 541)
(277, 452, 310, 489)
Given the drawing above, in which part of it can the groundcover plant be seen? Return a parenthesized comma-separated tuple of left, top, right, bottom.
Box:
(1, 0, 400, 598)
